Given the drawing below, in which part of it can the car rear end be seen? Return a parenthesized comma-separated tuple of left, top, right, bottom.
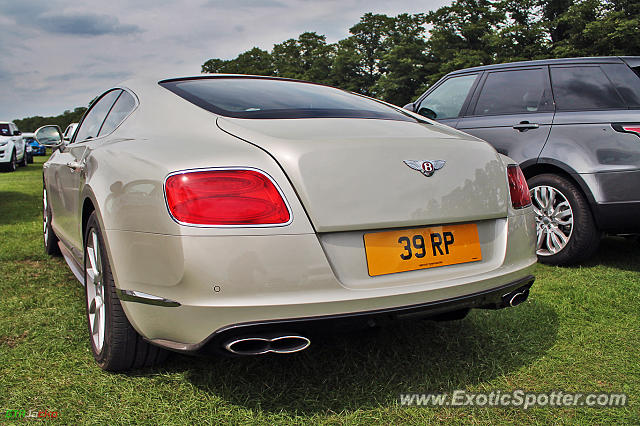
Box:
(540, 57, 640, 235)
(102, 77, 537, 354)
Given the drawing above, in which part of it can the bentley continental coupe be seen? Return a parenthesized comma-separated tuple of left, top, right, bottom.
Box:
(36, 75, 537, 371)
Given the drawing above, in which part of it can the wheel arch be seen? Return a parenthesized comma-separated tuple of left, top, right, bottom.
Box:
(82, 197, 96, 243)
(80, 188, 109, 251)
(522, 160, 597, 207)
(80, 188, 120, 287)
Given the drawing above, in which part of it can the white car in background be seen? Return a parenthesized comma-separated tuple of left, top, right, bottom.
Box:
(0, 121, 27, 172)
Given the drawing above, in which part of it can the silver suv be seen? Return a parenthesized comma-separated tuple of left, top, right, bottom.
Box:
(406, 57, 640, 265)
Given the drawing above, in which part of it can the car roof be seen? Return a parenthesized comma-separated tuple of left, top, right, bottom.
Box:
(447, 56, 639, 75)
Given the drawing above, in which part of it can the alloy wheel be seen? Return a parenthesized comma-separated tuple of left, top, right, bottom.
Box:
(86, 229, 106, 352)
(530, 185, 573, 256)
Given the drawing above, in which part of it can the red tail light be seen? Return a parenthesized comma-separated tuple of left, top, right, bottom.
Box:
(612, 123, 640, 137)
(507, 165, 531, 209)
(164, 169, 291, 225)
(621, 125, 640, 135)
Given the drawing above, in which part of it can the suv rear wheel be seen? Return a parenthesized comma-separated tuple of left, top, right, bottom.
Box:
(528, 174, 600, 265)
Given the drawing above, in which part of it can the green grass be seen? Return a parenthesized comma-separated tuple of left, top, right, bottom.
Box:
(1, 156, 639, 425)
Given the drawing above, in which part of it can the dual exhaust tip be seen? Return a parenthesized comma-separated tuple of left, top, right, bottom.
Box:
(224, 285, 532, 355)
(224, 334, 311, 355)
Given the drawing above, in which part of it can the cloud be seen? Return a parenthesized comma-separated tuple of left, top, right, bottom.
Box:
(36, 13, 143, 36)
(0, 0, 453, 120)
(203, 0, 286, 8)
(46, 72, 83, 82)
(0, 0, 142, 36)
(89, 71, 133, 80)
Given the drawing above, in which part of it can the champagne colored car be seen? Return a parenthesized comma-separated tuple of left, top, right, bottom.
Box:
(37, 75, 537, 371)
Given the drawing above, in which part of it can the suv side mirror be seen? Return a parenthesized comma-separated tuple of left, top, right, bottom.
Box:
(34, 125, 64, 150)
(13, 130, 21, 136)
(417, 107, 437, 120)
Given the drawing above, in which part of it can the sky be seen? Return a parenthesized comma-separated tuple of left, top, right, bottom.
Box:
(0, 0, 451, 121)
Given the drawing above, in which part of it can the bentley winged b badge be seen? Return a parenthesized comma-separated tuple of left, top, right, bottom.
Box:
(403, 160, 446, 177)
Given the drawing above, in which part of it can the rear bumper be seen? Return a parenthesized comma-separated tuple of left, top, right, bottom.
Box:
(580, 170, 640, 233)
(106, 211, 536, 347)
(593, 201, 640, 233)
(148, 275, 535, 353)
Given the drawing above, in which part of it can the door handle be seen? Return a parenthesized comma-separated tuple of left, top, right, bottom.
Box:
(66, 161, 84, 172)
(513, 122, 540, 131)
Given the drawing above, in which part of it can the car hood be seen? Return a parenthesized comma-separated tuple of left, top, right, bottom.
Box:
(217, 117, 509, 232)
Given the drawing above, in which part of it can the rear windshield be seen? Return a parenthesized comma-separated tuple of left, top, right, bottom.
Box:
(160, 77, 417, 121)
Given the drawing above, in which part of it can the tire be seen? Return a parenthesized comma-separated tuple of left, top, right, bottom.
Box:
(84, 212, 168, 371)
(2, 150, 16, 172)
(19, 150, 27, 167)
(528, 174, 600, 265)
(43, 186, 61, 256)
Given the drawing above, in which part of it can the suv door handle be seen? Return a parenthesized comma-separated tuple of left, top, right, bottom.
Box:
(66, 161, 84, 172)
(513, 122, 540, 131)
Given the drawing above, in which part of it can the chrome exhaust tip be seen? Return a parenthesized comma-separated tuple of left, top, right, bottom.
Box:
(501, 285, 530, 308)
(508, 289, 529, 307)
(224, 335, 311, 355)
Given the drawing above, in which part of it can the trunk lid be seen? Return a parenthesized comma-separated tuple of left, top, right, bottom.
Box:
(217, 117, 509, 232)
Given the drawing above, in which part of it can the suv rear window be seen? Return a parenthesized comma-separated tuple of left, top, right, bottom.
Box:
(601, 63, 640, 108)
(160, 77, 417, 121)
(551, 66, 626, 110)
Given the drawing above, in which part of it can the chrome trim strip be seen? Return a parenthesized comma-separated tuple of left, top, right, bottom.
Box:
(71, 87, 139, 144)
(58, 241, 84, 286)
(162, 166, 294, 228)
(116, 289, 181, 307)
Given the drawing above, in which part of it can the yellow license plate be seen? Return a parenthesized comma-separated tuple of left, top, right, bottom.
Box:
(364, 223, 482, 277)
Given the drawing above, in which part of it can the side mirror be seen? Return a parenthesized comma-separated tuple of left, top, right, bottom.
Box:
(34, 125, 64, 149)
(13, 130, 21, 136)
(403, 103, 415, 112)
(417, 107, 437, 120)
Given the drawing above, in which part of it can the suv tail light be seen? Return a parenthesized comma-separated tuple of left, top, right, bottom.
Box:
(164, 169, 291, 226)
(507, 165, 531, 209)
(612, 123, 640, 137)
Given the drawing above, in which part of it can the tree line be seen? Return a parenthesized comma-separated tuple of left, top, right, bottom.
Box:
(201, 0, 640, 106)
(14, 107, 87, 133)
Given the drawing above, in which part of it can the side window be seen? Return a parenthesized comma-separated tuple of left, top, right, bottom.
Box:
(473, 68, 552, 116)
(98, 91, 136, 136)
(601, 63, 640, 108)
(551, 66, 625, 111)
(74, 90, 122, 142)
(417, 74, 478, 120)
